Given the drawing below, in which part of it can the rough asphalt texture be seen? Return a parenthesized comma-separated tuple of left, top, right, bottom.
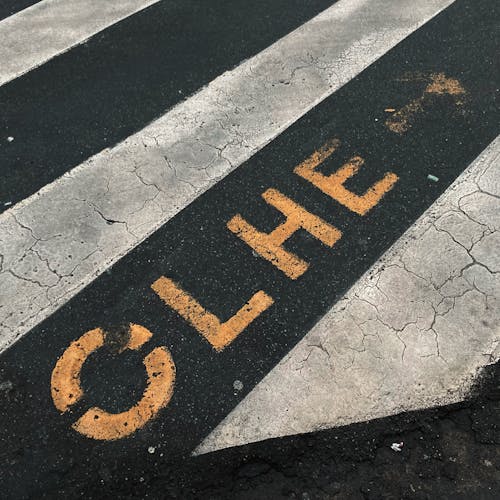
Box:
(0, 0, 39, 21)
(0, 0, 335, 209)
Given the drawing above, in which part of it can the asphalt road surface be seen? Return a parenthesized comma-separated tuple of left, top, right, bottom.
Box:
(0, 0, 498, 498)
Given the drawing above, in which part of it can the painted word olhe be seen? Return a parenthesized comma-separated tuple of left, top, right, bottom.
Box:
(51, 138, 398, 440)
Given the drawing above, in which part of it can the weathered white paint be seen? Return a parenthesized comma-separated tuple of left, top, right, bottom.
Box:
(0, 0, 162, 86)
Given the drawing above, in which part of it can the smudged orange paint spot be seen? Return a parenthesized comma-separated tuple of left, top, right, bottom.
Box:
(152, 277, 273, 351)
(425, 73, 465, 96)
(386, 72, 466, 134)
(227, 188, 341, 279)
(294, 142, 398, 216)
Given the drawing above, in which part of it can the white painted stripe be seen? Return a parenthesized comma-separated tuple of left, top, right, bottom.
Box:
(0, 0, 161, 86)
(197, 137, 500, 454)
(0, 0, 455, 351)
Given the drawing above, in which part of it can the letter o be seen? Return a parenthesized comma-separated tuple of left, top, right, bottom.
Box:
(51, 324, 175, 440)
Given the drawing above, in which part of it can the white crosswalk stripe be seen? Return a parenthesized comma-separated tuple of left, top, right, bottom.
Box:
(0, 0, 498, 476)
(0, 0, 455, 351)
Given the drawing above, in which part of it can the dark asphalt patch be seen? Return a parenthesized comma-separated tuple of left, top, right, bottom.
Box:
(0, 0, 337, 210)
(0, 0, 498, 496)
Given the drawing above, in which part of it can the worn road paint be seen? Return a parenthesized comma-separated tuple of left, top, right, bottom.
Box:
(0, 1, 39, 21)
(0, 0, 336, 211)
(1, 1, 497, 495)
(385, 72, 466, 134)
(51, 327, 105, 413)
(227, 189, 342, 279)
(294, 140, 399, 215)
(73, 346, 175, 441)
(51, 324, 175, 440)
(152, 277, 274, 352)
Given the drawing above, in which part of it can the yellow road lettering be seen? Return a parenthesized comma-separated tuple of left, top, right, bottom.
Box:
(294, 144, 398, 216)
(227, 188, 341, 279)
(152, 276, 274, 351)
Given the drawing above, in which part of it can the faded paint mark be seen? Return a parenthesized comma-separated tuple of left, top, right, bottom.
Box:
(294, 140, 398, 216)
(386, 72, 466, 134)
(152, 277, 274, 351)
(227, 188, 342, 279)
(0, 0, 457, 355)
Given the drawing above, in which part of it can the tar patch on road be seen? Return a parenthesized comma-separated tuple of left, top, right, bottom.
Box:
(1, 0, 498, 496)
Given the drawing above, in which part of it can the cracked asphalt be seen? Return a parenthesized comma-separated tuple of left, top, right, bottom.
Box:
(0, 0, 451, 350)
(200, 138, 500, 453)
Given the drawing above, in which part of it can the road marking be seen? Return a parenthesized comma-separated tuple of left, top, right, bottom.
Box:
(0, 0, 335, 210)
(152, 277, 274, 352)
(0, 0, 162, 87)
(0, 0, 456, 351)
(73, 346, 174, 441)
(51, 327, 106, 413)
(0, 1, 37, 21)
(227, 188, 342, 280)
(51, 323, 175, 440)
(294, 140, 399, 216)
(197, 135, 500, 453)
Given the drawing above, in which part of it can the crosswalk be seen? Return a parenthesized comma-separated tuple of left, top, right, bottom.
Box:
(198, 136, 500, 453)
(0, 0, 498, 495)
(0, 0, 455, 350)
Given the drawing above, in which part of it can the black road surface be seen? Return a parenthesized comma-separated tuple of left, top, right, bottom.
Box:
(0, 0, 39, 21)
(60, 362, 500, 499)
